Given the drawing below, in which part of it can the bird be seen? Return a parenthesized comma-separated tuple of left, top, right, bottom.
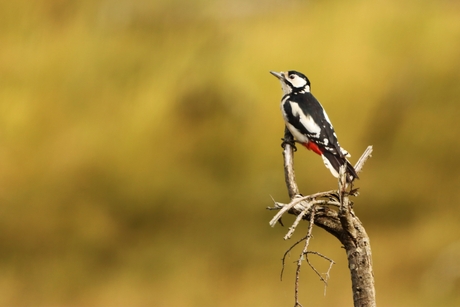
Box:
(270, 70, 358, 182)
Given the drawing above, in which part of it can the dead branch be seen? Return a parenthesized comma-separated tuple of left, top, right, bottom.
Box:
(305, 250, 335, 295)
(270, 128, 376, 307)
(293, 207, 316, 307)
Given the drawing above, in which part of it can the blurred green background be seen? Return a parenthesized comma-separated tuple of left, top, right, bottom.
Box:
(1, 0, 460, 306)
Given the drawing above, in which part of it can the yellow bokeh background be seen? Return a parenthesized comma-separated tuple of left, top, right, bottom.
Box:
(1, 0, 460, 306)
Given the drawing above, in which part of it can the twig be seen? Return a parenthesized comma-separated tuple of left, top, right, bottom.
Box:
(268, 191, 340, 227)
(269, 195, 308, 227)
(281, 235, 310, 282)
(294, 207, 316, 307)
(306, 251, 336, 295)
(284, 207, 311, 240)
(354, 145, 373, 173)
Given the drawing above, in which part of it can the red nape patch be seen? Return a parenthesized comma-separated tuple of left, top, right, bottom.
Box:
(302, 142, 323, 155)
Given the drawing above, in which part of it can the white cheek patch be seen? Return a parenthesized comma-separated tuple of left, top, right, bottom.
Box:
(290, 76, 307, 88)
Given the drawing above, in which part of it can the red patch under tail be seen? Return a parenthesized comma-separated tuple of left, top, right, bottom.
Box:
(302, 142, 323, 156)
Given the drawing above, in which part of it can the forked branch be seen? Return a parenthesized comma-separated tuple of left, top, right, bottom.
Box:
(269, 128, 376, 307)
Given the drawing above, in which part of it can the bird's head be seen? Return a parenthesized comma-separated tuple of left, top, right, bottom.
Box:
(270, 70, 311, 95)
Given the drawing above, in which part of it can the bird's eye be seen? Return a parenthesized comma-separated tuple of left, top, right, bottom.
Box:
(289, 75, 295, 79)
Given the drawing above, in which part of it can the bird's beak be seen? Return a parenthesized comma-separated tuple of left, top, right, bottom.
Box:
(270, 71, 284, 80)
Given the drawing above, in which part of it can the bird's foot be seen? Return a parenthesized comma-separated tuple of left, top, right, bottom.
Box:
(281, 138, 298, 152)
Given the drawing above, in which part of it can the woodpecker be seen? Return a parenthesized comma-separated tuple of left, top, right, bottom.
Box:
(270, 70, 358, 182)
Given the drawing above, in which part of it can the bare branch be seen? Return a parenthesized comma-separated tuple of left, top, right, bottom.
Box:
(271, 131, 376, 306)
(282, 127, 300, 198)
(338, 166, 357, 240)
(269, 196, 336, 228)
(268, 190, 341, 228)
(305, 251, 335, 294)
(284, 207, 311, 240)
(269, 195, 309, 227)
(281, 235, 309, 282)
(305, 251, 336, 296)
(294, 207, 316, 307)
(354, 145, 373, 173)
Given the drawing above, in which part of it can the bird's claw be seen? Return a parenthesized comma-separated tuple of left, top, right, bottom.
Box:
(281, 138, 298, 152)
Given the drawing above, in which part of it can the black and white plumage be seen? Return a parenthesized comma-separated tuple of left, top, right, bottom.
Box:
(270, 70, 358, 182)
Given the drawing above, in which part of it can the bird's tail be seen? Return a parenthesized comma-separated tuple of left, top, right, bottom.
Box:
(321, 151, 359, 183)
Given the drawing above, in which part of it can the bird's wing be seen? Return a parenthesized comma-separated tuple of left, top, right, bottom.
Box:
(283, 93, 346, 158)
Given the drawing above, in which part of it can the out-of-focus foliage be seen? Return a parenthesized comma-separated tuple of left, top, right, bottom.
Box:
(1, 0, 460, 305)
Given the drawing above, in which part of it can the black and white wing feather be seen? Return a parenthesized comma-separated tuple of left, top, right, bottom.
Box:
(281, 92, 347, 158)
